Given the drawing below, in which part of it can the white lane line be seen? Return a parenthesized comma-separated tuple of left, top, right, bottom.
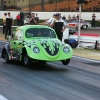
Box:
(73, 56, 100, 63)
(0, 95, 8, 100)
(0, 40, 8, 43)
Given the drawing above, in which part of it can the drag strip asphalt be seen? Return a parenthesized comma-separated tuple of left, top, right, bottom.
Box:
(0, 41, 100, 100)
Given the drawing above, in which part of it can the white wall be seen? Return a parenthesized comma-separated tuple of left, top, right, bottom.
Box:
(0, 11, 20, 19)
(0, 11, 100, 20)
(36, 12, 100, 20)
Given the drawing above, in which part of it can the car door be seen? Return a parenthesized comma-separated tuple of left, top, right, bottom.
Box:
(10, 29, 24, 58)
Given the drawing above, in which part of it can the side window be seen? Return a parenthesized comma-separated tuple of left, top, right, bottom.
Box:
(13, 30, 24, 40)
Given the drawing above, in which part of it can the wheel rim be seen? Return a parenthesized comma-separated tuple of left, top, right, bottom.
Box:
(83, 25, 87, 29)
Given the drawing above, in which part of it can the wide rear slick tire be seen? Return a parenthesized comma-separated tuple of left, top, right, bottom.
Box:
(22, 50, 32, 66)
(2, 49, 10, 63)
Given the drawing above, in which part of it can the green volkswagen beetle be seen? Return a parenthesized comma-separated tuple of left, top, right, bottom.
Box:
(2, 25, 73, 66)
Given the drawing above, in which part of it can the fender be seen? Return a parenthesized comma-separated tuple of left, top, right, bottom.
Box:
(2, 44, 12, 60)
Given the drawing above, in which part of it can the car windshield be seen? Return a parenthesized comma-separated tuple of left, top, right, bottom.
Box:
(26, 28, 56, 38)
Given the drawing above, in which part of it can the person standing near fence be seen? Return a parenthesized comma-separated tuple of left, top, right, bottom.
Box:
(50, 13, 67, 41)
(5, 12, 13, 39)
(28, 13, 37, 25)
(35, 13, 39, 24)
(68, 15, 71, 22)
(92, 14, 96, 27)
(16, 13, 20, 26)
(2, 13, 7, 34)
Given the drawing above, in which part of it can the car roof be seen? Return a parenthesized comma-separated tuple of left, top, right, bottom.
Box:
(18, 25, 52, 31)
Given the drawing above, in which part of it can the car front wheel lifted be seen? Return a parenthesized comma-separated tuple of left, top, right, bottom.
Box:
(62, 59, 70, 65)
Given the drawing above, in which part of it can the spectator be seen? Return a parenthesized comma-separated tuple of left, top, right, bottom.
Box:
(76, 14, 79, 20)
(28, 13, 37, 25)
(72, 15, 76, 20)
(92, 14, 96, 27)
(68, 15, 71, 22)
(44, 14, 56, 26)
(62, 15, 67, 24)
(16, 13, 20, 26)
(35, 13, 39, 24)
(50, 13, 67, 41)
(2, 13, 7, 34)
(23, 15, 30, 25)
(5, 12, 13, 39)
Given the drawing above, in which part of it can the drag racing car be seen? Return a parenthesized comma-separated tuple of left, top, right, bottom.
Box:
(68, 19, 91, 29)
(2, 25, 73, 66)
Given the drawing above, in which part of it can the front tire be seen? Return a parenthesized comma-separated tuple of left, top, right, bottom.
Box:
(62, 59, 70, 65)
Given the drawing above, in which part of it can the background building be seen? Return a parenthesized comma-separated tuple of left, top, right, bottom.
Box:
(0, 0, 100, 12)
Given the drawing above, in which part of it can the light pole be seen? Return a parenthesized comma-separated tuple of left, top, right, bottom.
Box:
(77, 4, 81, 46)
(77, 0, 88, 47)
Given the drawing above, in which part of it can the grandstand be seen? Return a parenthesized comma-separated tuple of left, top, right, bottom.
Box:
(1, 0, 100, 12)
(33, 0, 100, 12)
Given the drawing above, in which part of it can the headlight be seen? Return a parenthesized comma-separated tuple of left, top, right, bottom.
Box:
(63, 47, 70, 53)
(33, 47, 40, 53)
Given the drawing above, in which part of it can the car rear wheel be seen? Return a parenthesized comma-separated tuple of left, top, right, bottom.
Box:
(82, 25, 88, 29)
(23, 50, 32, 66)
(62, 59, 70, 65)
(2, 49, 9, 63)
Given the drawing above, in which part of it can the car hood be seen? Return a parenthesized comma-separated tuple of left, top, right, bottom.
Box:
(25, 38, 62, 57)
